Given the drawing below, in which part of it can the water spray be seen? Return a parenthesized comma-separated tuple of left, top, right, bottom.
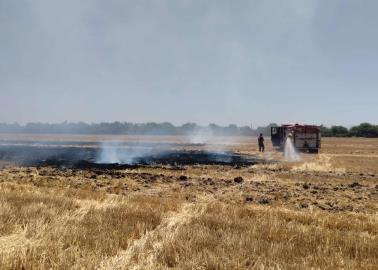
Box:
(284, 133, 301, 162)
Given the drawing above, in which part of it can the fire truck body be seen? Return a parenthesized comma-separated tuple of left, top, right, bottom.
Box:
(271, 124, 321, 153)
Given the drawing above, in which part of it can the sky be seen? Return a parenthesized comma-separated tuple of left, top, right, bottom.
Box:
(0, 0, 377, 127)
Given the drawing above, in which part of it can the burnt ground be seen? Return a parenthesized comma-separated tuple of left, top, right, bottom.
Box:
(0, 144, 268, 169)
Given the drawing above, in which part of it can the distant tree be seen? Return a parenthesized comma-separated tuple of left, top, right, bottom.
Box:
(175, 123, 198, 135)
(1, 121, 376, 137)
(225, 124, 239, 135)
(256, 123, 277, 136)
(239, 126, 254, 136)
(350, 123, 378, 138)
(319, 125, 332, 137)
(0, 123, 21, 133)
(330, 126, 349, 137)
(208, 123, 222, 135)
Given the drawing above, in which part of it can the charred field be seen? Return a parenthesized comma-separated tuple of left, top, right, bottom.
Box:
(0, 143, 263, 169)
(0, 135, 377, 269)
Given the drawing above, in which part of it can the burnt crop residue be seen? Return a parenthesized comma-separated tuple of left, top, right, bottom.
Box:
(0, 144, 269, 169)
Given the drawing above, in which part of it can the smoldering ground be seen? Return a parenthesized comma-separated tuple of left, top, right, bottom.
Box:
(0, 138, 267, 169)
(0, 125, 277, 169)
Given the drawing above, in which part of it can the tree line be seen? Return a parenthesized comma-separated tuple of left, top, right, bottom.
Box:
(320, 123, 378, 138)
(0, 122, 258, 136)
(0, 122, 377, 138)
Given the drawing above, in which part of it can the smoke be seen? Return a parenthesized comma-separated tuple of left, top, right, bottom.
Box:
(96, 128, 244, 165)
(189, 128, 215, 144)
(284, 137, 301, 162)
(188, 128, 240, 156)
(96, 141, 156, 164)
(188, 128, 240, 146)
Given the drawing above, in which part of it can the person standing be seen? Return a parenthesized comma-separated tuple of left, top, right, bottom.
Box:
(258, 133, 265, 152)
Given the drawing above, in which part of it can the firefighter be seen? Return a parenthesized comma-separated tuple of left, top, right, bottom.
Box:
(258, 133, 265, 152)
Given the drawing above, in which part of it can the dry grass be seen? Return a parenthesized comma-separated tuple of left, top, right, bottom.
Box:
(0, 183, 182, 269)
(292, 154, 346, 173)
(0, 137, 377, 269)
(154, 202, 378, 270)
(159, 203, 378, 269)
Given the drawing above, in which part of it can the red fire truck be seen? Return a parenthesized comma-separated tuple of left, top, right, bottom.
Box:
(271, 124, 321, 153)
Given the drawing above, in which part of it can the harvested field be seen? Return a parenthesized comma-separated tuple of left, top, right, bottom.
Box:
(0, 136, 377, 269)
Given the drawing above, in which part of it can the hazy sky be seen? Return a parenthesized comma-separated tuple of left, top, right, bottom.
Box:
(1, 0, 377, 126)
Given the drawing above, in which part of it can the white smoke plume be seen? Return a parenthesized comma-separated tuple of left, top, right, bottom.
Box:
(189, 128, 215, 144)
(188, 128, 240, 156)
(188, 128, 240, 146)
(96, 141, 155, 164)
(96, 127, 245, 165)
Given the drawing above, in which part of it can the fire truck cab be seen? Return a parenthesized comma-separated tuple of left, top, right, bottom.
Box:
(271, 124, 321, 153)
